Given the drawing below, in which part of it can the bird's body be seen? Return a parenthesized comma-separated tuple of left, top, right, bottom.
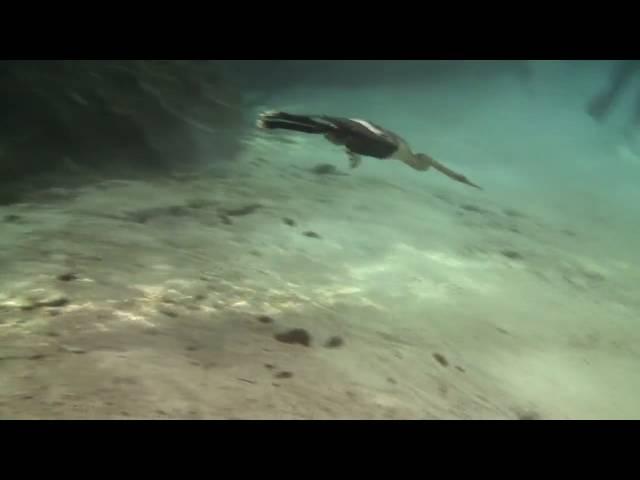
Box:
(257, 110, 481, 190)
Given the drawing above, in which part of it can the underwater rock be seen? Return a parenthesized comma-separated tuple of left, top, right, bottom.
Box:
(274, 371, 294, 379)
(303, 231, 321, 239)
(274, 328, 312, 347)
(257, 315, 274, 324)
(501, 250, 524, 260)
(433, 353, 449, 367)
(57, 272, 79, 282)
(515, 409, 541, 420)
(13, 291, 70, 311)
(311, 163, 346, 175)
(222, 204, 262, 217)
(324, 336, 344, 348)
(3, 214, 21, 223)
(283, 217, 296, 227)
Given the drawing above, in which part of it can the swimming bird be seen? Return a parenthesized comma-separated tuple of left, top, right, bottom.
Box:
(257, 110, 482, 190)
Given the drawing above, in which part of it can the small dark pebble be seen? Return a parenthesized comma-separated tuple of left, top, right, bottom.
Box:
(461, 204, 487, 213)
(496, 327, 510, 335)
(219, 214, 233, 225)
(303, 231, 321, 239)
(272, 383, 281, 388)
(4, 214, 21, 223)
(57, 273, 78, 282)
(433, 353, 449, 367)
(516, 410, 541, 420)
(194, 294, 207, 301)
(40, 297, 69, 308)
(185, 345, 200, 352)
(324, 336, 344, 348)
(257, 315, 274, 324)
(223, 204, 262, 217)
(264, 363, 275, 370)
(387, 377, 397, 385)
(455, 366, 466, 373)
(283, 217, 296, 227)
(275, 371, 294, 379)
(501, 250, 524, 260)
(22, 395, 34, 400)
(275, 328, 312, 347)
(311, 163, 339, 175)
(45, 331, 60, 337)
(29, 354, 47, 361)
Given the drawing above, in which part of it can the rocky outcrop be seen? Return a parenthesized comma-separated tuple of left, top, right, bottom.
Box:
(0, 60, 247, 204)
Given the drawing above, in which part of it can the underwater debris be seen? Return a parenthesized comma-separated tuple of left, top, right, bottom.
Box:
(433, 353, 449, 367)
(460, 204, 489, 214)
(222, 204, 262, 217)
(57, 272, 79, 282)
(303, 231, 321, 239)
(501, 250, 524, 260)
(125, 205, 192, 224)
(515, 409, 541, 420)
(311, 163, 343, 175)
(324, 336, 344, 348)
(275, 328, 312, 347)
(18, 293, 69, 311)
(3, 214, 21, 223)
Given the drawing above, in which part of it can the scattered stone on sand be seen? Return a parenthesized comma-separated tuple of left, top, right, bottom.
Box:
(185, 345, 200, 352)
(503, 208, 525, 218)
(303, 231, 321, 239)
(219, 214, 232, 225)
(461, 204, 489, 214)
(159, 308, 179, 318)
(283, 217, 296, 227)
(60, 345, 86, 354)
(496, 327, 510, 335)
(515, 409, 541, 420)
(16, 291, 70, 311)
(275, 328, 312, 347)
(222, 204, 262, 217)
(324, 336, 344, 348)
(275, 371, 294, 379)
(311, 163, 346, 176)
(4, 214, 21, 223)
(264, 363, 275, 370)
(57, 272, 79, 282)
(433, 353, 449, 367)
(501, 250, 524, 260)
(126, 205, 191, 224)
(387, 377, 397, 385)
(186, 198, 213, 209)
(257, 315, 274, 324)
(193, 293, 207, 302)
(45, 331, 60, 337)
(455, 366, 466, 373)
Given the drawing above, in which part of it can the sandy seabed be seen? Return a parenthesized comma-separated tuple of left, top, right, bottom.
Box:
(0, 128, 639, 420)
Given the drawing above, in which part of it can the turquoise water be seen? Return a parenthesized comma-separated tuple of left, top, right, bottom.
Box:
(1, 60, 639, 419)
